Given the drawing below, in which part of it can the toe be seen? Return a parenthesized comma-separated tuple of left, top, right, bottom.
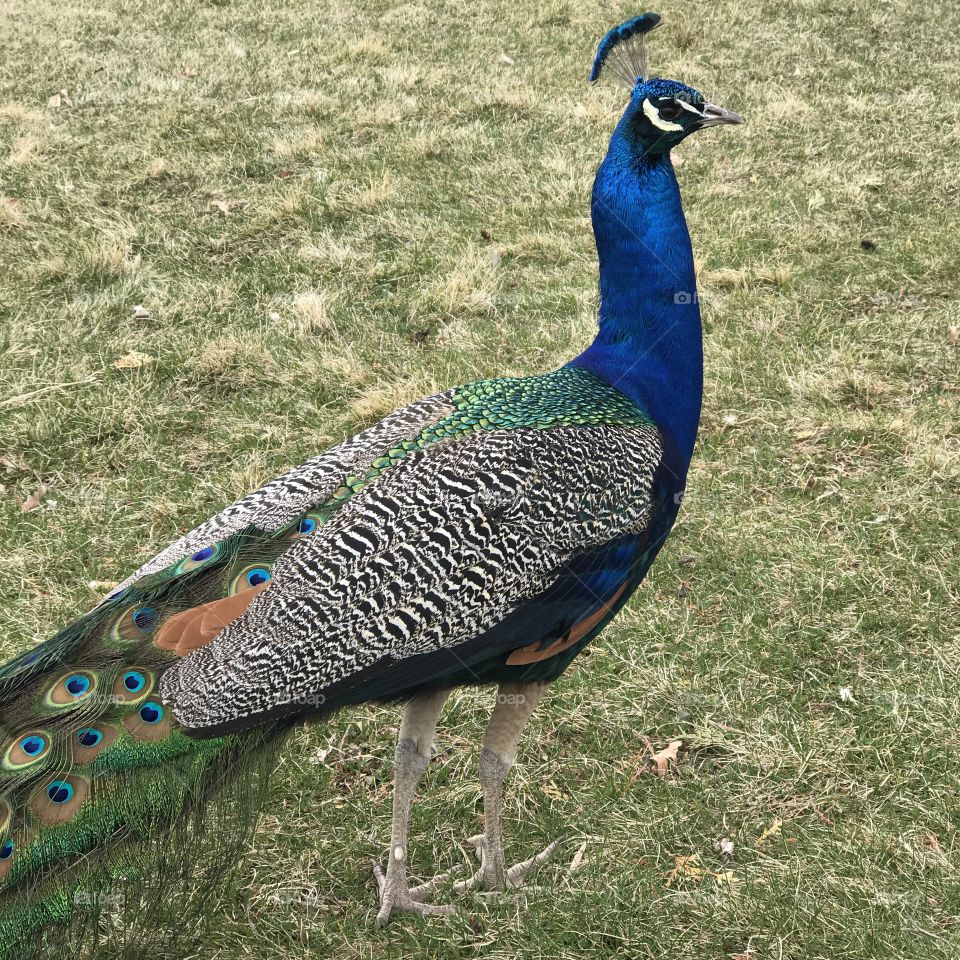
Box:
(372, 860, 387, 894)
(407, 862, 468, 901)
(505, 835, 564, 887)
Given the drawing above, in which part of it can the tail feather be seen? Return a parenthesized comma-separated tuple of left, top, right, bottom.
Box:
(0, 517, 313, 958)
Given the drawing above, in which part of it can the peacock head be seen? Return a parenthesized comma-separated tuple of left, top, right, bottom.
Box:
(591, 13, 742, 158)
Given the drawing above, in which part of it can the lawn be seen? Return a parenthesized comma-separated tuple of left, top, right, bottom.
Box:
(1, 0, 959, 957)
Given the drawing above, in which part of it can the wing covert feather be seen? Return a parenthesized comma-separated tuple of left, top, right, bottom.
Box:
(160, 423, 663, 732)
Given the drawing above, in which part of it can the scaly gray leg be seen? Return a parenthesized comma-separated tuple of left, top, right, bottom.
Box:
(454, 680, 563, 894)
(373, 687, 451, 925)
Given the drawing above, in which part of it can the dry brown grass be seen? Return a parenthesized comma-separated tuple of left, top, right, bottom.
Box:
(1, 0, 958, 957)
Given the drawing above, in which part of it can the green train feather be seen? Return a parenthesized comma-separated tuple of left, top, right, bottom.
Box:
(0, 523, 299, 958)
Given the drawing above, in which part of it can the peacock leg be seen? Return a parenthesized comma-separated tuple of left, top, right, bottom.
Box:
(453, 680, 564, 895)
(373, 686, 452, 925)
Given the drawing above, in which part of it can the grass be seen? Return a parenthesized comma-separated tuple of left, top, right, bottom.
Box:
(1, 0, 959, 957)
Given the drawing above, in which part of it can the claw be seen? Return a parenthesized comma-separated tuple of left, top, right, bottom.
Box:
(506, 835, 565, 887)
(373, 860, 457, 925)
(407, 861, 469, 901)
(454, 835, 565, 894)
(372, 837, 565, 924)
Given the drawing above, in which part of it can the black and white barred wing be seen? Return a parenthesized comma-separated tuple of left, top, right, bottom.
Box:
(160, 424, 663, 734)
(112, 392, 457, 592)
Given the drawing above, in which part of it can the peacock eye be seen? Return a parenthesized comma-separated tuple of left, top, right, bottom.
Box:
(658, 99, 683, 121)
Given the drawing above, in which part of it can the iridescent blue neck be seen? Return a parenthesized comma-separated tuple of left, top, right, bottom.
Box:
(569, 124, 703, 473)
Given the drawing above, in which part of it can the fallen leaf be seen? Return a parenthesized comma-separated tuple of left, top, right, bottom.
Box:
(948, 326, 959, 346)
(179, 67, 199, 78)
(712, 870, 740, 889)
(0, 197, 25, 227)
(541, 781, 566, 801)
(648, 738, 683, 777)
(499, 54, 515, 66)
(131, 304, 151, 320)
(208, 200, 232, 216)
(924, 833, 943, 855)
(113, 351, 153, 370)
(0, 453, 28, 474)
(20, 484, 47, 512)
(87, 579, 118, 593)
(47, 88, 72, 108)
(754, 818, 782, 847)
(665, 853, 707, 885)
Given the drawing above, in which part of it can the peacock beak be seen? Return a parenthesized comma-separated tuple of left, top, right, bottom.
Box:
(699, 102, 744, 127)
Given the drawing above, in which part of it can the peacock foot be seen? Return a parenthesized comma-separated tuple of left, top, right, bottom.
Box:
(452, 833, 565, 896)
(373, 835, 563, 923)
(372, 857, 461, 926)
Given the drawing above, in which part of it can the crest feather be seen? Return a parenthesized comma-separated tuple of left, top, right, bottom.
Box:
(590, 13, 661, 88)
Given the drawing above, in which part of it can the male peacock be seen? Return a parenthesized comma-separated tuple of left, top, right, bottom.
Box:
(0, 13, 742, 955)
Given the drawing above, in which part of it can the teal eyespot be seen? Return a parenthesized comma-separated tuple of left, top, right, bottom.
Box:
(131, 607, 158, 632)
(109, 604, 161, 645)
(20, 735, 45, 756)
(47, 780, 74, 804)
(229, 563, 273, 595)
(174, 543, 223, 574)
(122, 671, 146, 693)
(0, 840, 13, 860)
(45, 670, 97, 708)
(74, 724, 116, 760)
(138, 702, 163, 724)
(284, 512, 323, 540)
(3, 729, 52, 770)
(65, 674, 91, 696)
(245, 567, 271, 587)
(112, 667, 153, 704)
(77, 728, 102, 748)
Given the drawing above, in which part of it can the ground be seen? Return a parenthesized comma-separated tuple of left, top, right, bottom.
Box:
(1, 0, 959, 957)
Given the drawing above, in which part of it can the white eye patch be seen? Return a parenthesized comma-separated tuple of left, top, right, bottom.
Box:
(642, 98, 683, 132)
(677, 99, 703, 115)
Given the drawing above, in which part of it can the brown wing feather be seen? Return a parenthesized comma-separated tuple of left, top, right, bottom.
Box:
(155, 583, 269, 656)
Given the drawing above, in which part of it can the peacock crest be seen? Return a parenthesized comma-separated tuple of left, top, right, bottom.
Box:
(590, 12, 661, 87)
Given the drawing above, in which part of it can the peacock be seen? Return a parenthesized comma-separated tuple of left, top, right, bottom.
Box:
(0, 13, 742, 955)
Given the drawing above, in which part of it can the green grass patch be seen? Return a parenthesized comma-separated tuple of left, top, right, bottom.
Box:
(1, 0, 958, 957)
